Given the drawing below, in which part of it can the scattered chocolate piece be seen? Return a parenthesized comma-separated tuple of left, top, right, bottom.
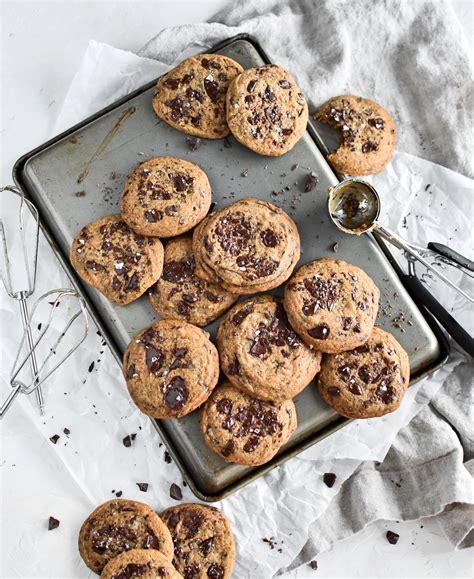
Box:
(115, 491, 123, 497)
(49, 434, 60, 444)
(304, 172, 318, 192)
(74, 190, 86, 197)
(186, 136, 202, 151)
(291, 163, 299, 171)
(170, 483, 182, 501)
(308, 560, 318, 570)
(88, 361, 95, 373)
(241, 168, 249, 177)
(386, 530, 400, 545)
(223, 137, 232, 148)
(331, 242, 339, 253)
(63, 428, 70, 436)
(323, 472, 337, 488)
(48, 516, 60, 531)
(122, 433, 137, 448)
(262, 536, 277, 549)
(136, 482, 149, 492)
(164, 450, 172, 464)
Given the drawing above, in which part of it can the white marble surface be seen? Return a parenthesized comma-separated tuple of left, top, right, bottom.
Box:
(1, 1, 473, 578)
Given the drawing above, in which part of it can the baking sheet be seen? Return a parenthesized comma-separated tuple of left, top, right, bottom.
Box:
(13, 36, 446, 500)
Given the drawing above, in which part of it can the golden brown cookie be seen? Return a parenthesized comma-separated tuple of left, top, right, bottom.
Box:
(120, 157, 212, 238)
(314, 95, 396, 175)
(317, 327, 410, 418)
(192, 198, 300, 295)
(123, 320, 219, 419)
(226, 64, 308, 156)
(161, 504, 235, 579)
(200, 380, 297, 466)
(217, 295, 321, 402)
(70, 215, 164, 306)
(78, 499, 173, 575)
(149, 236, 237, 327)
(284, 258, 380, 353)
(100, 549, 182, 579)
(152, 54, 244, 139)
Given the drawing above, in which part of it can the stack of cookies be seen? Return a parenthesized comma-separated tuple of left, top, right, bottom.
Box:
(69, 51, 408, 472)
(78, 498, 235, 578)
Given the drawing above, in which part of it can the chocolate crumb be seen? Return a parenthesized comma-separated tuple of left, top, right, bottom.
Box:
(48, 517, 60, 531)
(136, 482, 149, 492)
(308, 560, 318, 570)
(186, 136, 202, 151)
(63, 428, 70, 436)
(74, 190, 86, 197)
(122, 433, 137, 448)
(291, 163, 299, 171)
(115, 491, 123, 497)
(164, 451, 172, 464)
(304, 172, 318, 192)
(223, 137, 232, 148)
(323, 472, 336, 488)
(331, 242, 339, 253)
(88, 361, 95, 373)
(386, 530, 400, 545)
(262, 537, 277, 549)
(170, 483, 182, 501)
(241, 168, 249, 177)
(49, 434, 60, 444)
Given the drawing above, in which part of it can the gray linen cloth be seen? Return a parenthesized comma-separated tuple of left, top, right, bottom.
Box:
(138, 0, 474, 570)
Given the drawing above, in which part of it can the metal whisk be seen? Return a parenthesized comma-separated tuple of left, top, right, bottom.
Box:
(0, 288, 89, 418)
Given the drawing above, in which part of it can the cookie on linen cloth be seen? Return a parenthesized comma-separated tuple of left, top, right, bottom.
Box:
(161, 504, 235, 579)
(226, 64, 308, 156)
(70, 214, 163, 306)
(149, 236, 237, 327)
(152, 54, 243, 139)
(217, 295, 321, 402)
(317, 326, 410, 418)
(123, 320, 219, 419)
(284, 258, 380, 353)
(200, 380, 297, 466)
(100, 549, 182, 579)
(192, 198, 300, 294)
(314, 95, 396, 175)
(120, 157, 212, 238)
(78, 499, 173, 575)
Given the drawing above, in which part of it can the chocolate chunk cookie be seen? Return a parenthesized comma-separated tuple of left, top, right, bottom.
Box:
(161, 504, 235, 579)
(101, 549, 182, 579)
(78, 499, 174, 575)
(317, 327, 410, 418)
(217, 295, 321, 402)
(123, 320, 219, 419)
(152, 54, 243, 139)
(226, 64, 308, 156)
(200, 381, 297, 466)
(70, 215, 164, 306)
(149, 236, 237, 327)
(284, 258, 380, 353)
(120, 157, 212, 238)
(314, 95, 396, 175)
(193, 198, 300, 294)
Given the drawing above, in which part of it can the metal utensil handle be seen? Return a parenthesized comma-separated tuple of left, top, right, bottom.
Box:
(427, 242, 474, 273)
(0, 384, 22, 419)
(18, 296, 45, 415)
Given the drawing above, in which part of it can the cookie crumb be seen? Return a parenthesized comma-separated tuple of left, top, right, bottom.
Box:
(170, 483, 183, 500)
(48, 516, 60, 530)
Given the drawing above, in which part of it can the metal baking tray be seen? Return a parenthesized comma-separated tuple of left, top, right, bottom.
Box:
(13, 34, 449, 501)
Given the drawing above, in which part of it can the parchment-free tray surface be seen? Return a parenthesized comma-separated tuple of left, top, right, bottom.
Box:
(16, 38, 441, 498)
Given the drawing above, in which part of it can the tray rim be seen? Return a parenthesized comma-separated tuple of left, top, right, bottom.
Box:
(11, 32, 450, 502)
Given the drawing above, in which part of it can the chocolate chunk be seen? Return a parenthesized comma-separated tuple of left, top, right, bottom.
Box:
(122, 433, 136, 447)
(362, 141, 378, 153)
(181, 73, 194, 84)
(331, 242, 339, 253)
(221, 439, 236, 457)
(243, 436, 260, 453)
(348, 382, 363, 395)
(48, 516, 60, 530)
(323, 472, 336, 487)
(227, 356, 240, 376)
(184, 565, 200, 579)
(144, 209, 163, 223)
(386, 530, 400, 545)
(136, 482, 148, 492)
(110, 563, 149, 578)
(278, 79, 291, 89)
(143, 532, 160, 549)
(163, 78, 179, 89)
(249, 334, 270, 359)
(327, 386, 341, 396)
(85, 260, 105, 271)
(165, 96, 185, 120)
(199, 537, 214, 557)
(231, 305, 253, 326)
(376, 379, 395, 404)
(308, 324, 330, 340)
(204, 291, 219, 303)
(164, 205, 178, 216)
(207, 563, 224, 579)
(170, 483, 183, 500)
(262, 85, 276, 102)
(115, 491, 123, 497)
(49, 434, 60, 444)
(244, 94, 254, 105)
(63, 427, 71, 436)
(247, 79, 257, 92)
(368, 117, 385, 130)
(164, 376, 188, 410)
(281, 128, 293, 136)
(191, 115, 202, 128)
(241, 168, 249, 177)
(218, 72, 228, 82)
(342, 317, 353, 331)
(260, 228, 279, 247)
(216, 398, 232, 414)
(112, 276, 122, 291)
(88, 361, 95, 373)
(185, 87, 204, 102)
(358, 365, 374, 383)
(308, 560, 318, 570)
(186, 136, 202, 151)
(164, 450, 172, 464)
(146, 345, 164, 374)
(204, 76, 219, 102)
(173, 174, 193, 191)
(304, 172, 318, 192)
(162, 256, 194, 283)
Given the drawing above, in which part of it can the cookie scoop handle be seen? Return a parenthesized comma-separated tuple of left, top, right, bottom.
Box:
(427, 242, 474, 273)
(401, 273, 474, 357)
